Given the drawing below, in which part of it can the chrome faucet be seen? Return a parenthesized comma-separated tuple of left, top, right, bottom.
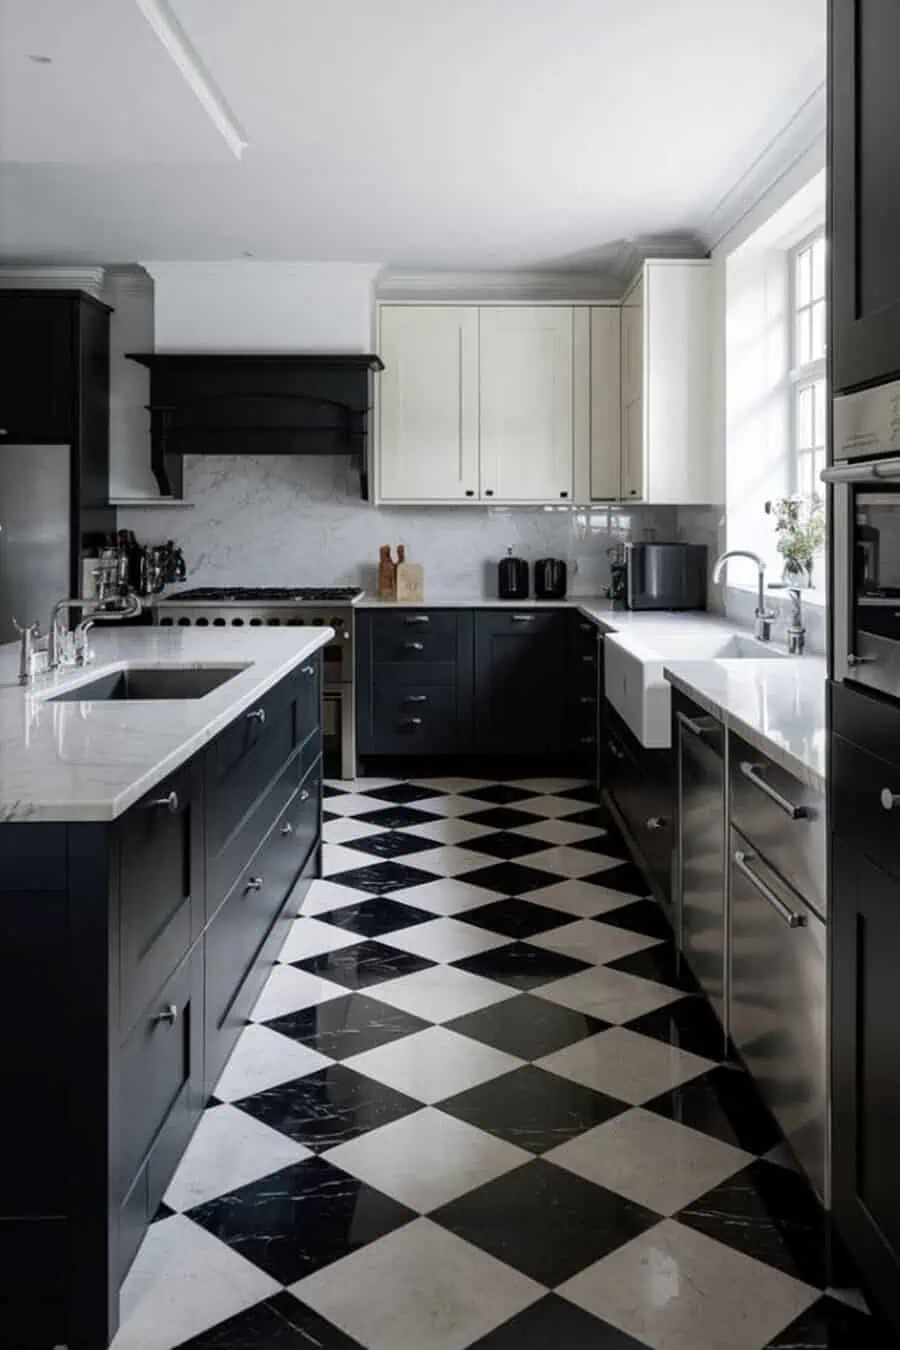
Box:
(48, 592, 142, 669)
(785, 587, 806, 656)
(13, 620, 42, 685)
(712, 550, 777, 642)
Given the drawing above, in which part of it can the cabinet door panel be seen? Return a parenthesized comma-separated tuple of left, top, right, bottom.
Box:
(0, 294, 74, 441)
(479, 308, 573, 502)
(378, 306, 479, 501)
(474, 610, 566, 753)
(590, 307, 621, 500)
(621, 396, 644, 501)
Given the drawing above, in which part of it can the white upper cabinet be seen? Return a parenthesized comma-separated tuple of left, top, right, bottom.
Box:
(478, 308, 574, 503)
(588, 305, 621, 501)
(378, 306, 479, 502)
(620, 260, 714, 505)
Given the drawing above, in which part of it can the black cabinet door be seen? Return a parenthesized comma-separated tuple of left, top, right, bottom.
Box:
(831, 0, 900, 392)
(832, 833, 900, 1329)
(0, 293, 75, 441)
(474, 610, 567, 754)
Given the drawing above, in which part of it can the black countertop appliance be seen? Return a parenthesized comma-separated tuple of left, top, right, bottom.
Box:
(534, 557, 567, 600)
(498, 547, 529, 600)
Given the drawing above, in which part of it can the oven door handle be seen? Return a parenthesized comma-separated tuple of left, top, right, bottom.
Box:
(822, 457, 900, 484)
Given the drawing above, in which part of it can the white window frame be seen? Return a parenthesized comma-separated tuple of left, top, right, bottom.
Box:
(788, 229, 827, 498)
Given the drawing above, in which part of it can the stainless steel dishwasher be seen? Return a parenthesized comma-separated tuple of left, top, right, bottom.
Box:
(675, 693, 727, 1034)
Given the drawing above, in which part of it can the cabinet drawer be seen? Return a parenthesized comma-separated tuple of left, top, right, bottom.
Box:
(729, 733, 826, 918)
(373, 627, 459, 663)
(729, 828, 827, 1200)
(119, 951, 200, 1193)
(208, 750, 302, 911)
(369, 686, 463, 754)
(832, 732, 900, 882)
(373, 661, 458, 688)
(119, 758, 203, 1037)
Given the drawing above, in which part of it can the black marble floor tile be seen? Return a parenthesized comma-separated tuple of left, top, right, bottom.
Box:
(469, 1293, 649, 1348)
(317, 896, 435, 939)
(322, 785, 348, 799)
(343, 830, 441, 859)
(295, 940, 433, 989)
(765, 1294, 896, 1348)
(559, 805, 620, 831)
(645, 1064, 784, 1156)
(361, 783, 442, 804)
(151, 1200, 175, 1223)
(264, 993, 430, 1060)
(460, 805, 545, 830)
(608, 942, 699, 991)
(624, 995, 727, 1061)
(176, 1290, 365, 1349)
(234, 1064, 423, 1151)
(461, 897, 574, 939)
(439, 1063, 627, 1154)
(186, 1156, 414, 1284)
(452, 942, 590, 990)
(597, 898, 674, 940)
(461, 784, 541, 804)
(460, 860, 562, 896)
(353, 804, 441, 829)
(433, 1158, 659, 1287)
(447, 993, 610, 1060)
(583, 861, 651, 895)
(676, 1158, 829, 1286)
(322, 809, 339, 823)
(554, 784, 604, 804)
(463, 831, 551, 861)
(324, 860, 440, 895)
(569, 831, 633, 860)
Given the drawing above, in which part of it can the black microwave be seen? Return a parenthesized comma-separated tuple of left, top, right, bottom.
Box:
(625, 543, 708, 611)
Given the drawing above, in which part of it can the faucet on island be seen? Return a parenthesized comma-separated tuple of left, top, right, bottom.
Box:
(47, 591, 143, 671)
(711, 550, 777, 642)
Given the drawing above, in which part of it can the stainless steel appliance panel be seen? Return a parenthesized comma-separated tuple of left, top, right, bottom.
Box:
(625, 542, 707, 611)
(729, 826, 828, 1202)
(0, 444, 71, 644)
(676, 706, 727, 1028)
(729, 733, 827, 921)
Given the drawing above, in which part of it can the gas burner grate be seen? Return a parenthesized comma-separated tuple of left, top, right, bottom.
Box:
(166, 586, 362, 603)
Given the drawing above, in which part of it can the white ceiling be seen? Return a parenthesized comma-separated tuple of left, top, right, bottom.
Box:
(0, 0, 826, 269)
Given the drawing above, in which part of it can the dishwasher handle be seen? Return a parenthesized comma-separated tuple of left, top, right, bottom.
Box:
(676, 709, 718, 740)
(739, 761, 809, 819)
(734, 850, 807, 928)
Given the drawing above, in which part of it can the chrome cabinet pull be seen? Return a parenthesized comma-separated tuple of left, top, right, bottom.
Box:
(280, 821, 294, 836)
(676, 710, 714, 739)
(404, 615, 430, 624)
(734, 850, 807, 928)
(406, 716, 423, 726)
(403, 641, 424, 651)
(301, 664, 315, 676)
(300, 789, 310, 802)
(148, 790, 179, 813)
(646, 816, 667, 831)
(406, 694, 428, 703)
(579, 621, 593, 632)
(151, 1004, 179, 1027)
(246, 707, 266, 724)
(581, 654, 595, 665)
(580, 735, 596, 745)
(847, 653, 874, 667)
(881, 789, 900, 811)
(244, 876, 264, 894)
(739, 761, 808, 819)
(511, 614, 535, 623)
(578, 695, 596, 705)
(608, 739, 624, 761)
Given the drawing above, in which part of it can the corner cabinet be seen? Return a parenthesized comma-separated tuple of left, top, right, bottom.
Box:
(830, 0, 900, 394)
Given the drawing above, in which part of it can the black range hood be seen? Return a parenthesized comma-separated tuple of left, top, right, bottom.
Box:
(126, 352, 383, 498)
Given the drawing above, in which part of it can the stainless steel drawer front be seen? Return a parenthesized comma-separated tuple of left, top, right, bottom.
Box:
(676, 706, 726, 1028)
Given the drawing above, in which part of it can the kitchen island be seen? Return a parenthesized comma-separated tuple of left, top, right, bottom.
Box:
(0, 627, 330, 1350)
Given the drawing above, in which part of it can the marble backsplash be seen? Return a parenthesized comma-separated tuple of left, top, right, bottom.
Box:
(117, 455, 720, 600)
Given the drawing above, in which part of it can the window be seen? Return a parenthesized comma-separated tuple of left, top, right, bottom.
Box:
(790, 231, 827, 497)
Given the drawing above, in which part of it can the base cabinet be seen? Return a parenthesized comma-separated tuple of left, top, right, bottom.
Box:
(603, 708, 674, 904)
(474, 610, 567, 754)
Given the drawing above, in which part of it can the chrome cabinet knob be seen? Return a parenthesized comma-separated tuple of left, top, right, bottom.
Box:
(151, 1004, 179, 1027)
(301, 664, 315, 676)
(300, 789, 310, 802)
(244, 876, 264, 893)
(404, 641, 424, 651)
(579, 735, 596, 745)
(406, 694, 428, 703)
(646, 816, 667, 831)
(246, 707, 266, 724)
(579, 695, 596, 705)
(847, 653, 874, 667)
(280, 821, 294, 836)
(148, 790, 179, 813)
(406, 717, 423, 726)
(881, 789, 900, 811)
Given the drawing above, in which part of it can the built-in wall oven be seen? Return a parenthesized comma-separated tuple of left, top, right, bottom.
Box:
(824, 377, 900, 699)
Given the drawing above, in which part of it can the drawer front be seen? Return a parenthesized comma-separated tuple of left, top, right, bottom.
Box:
(832, 732, 900, 881)
(729, 733, 826, 918)
(370, 685, 463, 753)
(208, 750, 302, 911)
(373, 625, 459, 663)
(119, 951, 200, 1193)
(729, 828, 827, 1200)
(371, 610, 460, 639)
(373, 661, 458, 688)
(119, 758, 203, 1036)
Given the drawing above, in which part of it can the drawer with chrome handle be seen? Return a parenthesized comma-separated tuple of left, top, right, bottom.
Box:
(733, 849, 807, 927)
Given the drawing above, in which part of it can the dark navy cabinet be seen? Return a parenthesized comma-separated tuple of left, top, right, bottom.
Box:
(473, 609, 567, 754)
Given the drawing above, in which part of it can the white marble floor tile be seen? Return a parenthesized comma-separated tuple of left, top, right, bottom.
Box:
(546, 1108, 752, 1216)
(512, 794, 585, 819)
(401, 845, 490, 876)
(512, 818, 607, 846)
(213, 1023, 332, 1102)
(525, 845, 619, 879)
(387, 877, 497, 916)
(508, 777, 589, 794)
(249, 963, 344, 1023)
(321, 792, 386, 816)
(403, 817, 493, 846)
(300, 879, 372, 917)
(559, 1219, 819, 1350)
(322, 842, 374, 876)
(164, 1104, 310, 1212)
(322, 816, 382, 845)
(530, 918, 661, 965)
(345, 1026, 520, 1103)
(292, 1217, 543, 1350)
(277, 916, 362, 963)
(417, 794, 488, 817)
(535, 964, 681, 1023)
(538, 1027, 714, 1105)
(325, 778, 397, 792)
(529, 879, 638, 918)
(386, 917, 509, 963)
(323, 1109, 531, 1214)
(369, 964, 516, 1023)
(412, 777, 494, 794)
(111, 1215, 280, 1350)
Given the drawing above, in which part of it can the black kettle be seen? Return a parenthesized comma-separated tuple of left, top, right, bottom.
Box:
(534, 558, 567, 600)
(498, 547, 529, 600)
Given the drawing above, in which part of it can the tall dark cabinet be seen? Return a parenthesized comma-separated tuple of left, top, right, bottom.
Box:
(830, 0, 900, 393)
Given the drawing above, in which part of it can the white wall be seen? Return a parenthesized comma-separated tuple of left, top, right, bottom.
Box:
(143, 261, 381, 352)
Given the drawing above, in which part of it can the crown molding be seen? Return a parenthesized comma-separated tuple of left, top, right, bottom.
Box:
(103, 264, 154, 297)
(141, 260, 382, 284)
(376, 269, 622, 302)
(0, 265, 105, 296)
(698, 82, 827, 252)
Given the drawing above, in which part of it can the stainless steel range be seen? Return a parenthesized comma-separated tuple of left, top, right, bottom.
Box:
(153, 586, 362, 778)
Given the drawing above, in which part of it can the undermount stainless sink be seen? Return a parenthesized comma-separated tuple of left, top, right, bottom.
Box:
(48, 665, 249, 702)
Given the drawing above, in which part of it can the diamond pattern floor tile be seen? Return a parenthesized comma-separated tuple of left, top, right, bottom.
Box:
(447, 994, 611, 1061)
(538, 1026, 715, 1105)
(461, 897, 577, 938)
(261, 993, 430, 1061)
(344, 1025, 521, 1104)
(452, 942, 591, 990)
(173, 1290, 364, 1349)
(317, 896, 435, 939)
(233, 1064, 422, 1152)
(295, 940, 434, 990)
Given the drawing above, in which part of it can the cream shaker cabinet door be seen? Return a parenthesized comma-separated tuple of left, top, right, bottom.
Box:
(378, 306, 479, 502)
(589, 306, 621, 500)
(621, 395, 645, 501)
(478, 307, 574, 502)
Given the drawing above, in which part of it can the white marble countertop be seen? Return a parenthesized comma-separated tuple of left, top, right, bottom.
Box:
(0, 627, 332, 823)
(355, 594, 736, 634)
(664, 657, 827, 792)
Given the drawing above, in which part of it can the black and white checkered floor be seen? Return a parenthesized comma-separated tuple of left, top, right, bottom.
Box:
(114, 777, 889, 1350)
